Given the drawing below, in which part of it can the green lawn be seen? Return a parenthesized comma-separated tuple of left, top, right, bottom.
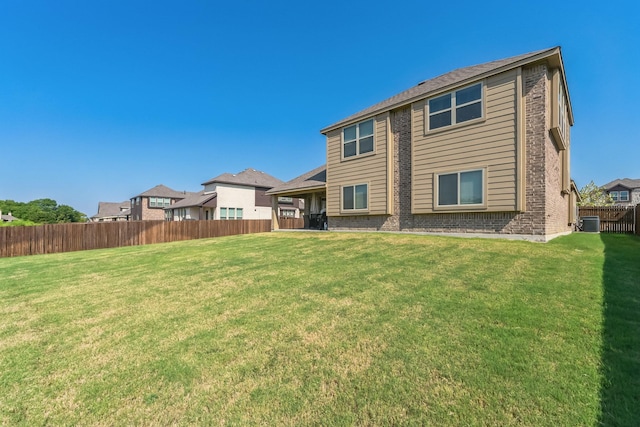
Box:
(1, 232, 638, 425)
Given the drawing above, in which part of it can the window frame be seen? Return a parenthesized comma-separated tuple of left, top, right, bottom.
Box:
(280, 209, 295, 218)
(620, 191, 630, 202)
(220, 207, 243, 219)
(610, 191, 630, 202)
(149, 197, 171, 208)
(427, 82, 484, 132)
(434, 168, 487, 210)
(342, 119, 375, 160)
(341, 183, 369, 212)
(551, 70, 569, 150)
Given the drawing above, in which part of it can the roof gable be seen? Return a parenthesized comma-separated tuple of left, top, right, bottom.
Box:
(92, 201, 131, 218)
(321, 47, 569, 133)
(603, 178, 640, 190)
(134, 184, 193, 199)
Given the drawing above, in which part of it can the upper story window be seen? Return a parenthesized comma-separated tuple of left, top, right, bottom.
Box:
(551, 70, 570, 150)
(343, 119, 374, 158)
(558, 85, 568, 141)
(428, 83, 483, 131)
(436, 169, 484, 207)
(610, 191, 629, 202)
(149, 197, 171, 208)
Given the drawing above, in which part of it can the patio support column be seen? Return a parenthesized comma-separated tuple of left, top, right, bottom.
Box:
(271, 196, 279, 230)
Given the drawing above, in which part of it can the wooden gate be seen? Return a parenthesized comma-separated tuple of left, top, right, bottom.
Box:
(578, 206, 636, 234)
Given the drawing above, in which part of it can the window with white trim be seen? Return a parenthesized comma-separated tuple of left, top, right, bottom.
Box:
(610, 191, 629, 202)
(428, 83, 483, 130)
(436, 169, 484, 206)
(149, 197, 171, 208)
(342, 184, 368, 211)
(343, 119, 374, 158)
(220, 207, 243, 219)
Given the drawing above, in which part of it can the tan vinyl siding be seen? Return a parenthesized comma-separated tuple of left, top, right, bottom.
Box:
(412, 69, 519, 213)
(326, 113, 389, 216)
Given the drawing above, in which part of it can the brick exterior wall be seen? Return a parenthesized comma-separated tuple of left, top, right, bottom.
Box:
(330, 64, 572, 239)
(141, 197, 167, 220)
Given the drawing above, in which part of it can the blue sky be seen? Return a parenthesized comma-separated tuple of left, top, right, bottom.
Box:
(0, 0, 638, 216)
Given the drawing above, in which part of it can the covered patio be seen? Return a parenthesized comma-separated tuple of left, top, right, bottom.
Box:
(265, 165, 327, 230)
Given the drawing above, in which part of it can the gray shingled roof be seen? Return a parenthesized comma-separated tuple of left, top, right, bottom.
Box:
(266, 165, 326, 196)
(92, 201, 131, 219)
(321, 47, 560, 133)
(1, 213, 18, 221)
(165, 191, 217, 209)
(602, 178, 640, 190)
(202, 168, 284, 189)
(134, 184, 194, 199)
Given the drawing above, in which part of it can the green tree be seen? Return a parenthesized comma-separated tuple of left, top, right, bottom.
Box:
(0, 199, 87, 224)
(577, 181, 613, 206)
(56, 204, 87, 223)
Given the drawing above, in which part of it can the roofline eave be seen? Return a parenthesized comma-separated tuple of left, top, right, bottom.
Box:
(265, 185, 327, 197)
(320, 47, 567, 134)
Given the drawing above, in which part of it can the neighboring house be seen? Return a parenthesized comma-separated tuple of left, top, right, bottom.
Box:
(602, 178, 640, 206)
(130, 184, 195, 221)
(0, 210, 18, 222)
(90, 201, 131, 222)
(270, 47, 578, 241)
(266, 165, 327, 228)
(165, 168, 303, 221)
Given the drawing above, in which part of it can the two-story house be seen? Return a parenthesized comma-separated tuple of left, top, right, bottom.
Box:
(165, 168, 302, 221)
(603, 178, 640, 206)
(130, 184, 194, 221)
(270, 47, 578, 241)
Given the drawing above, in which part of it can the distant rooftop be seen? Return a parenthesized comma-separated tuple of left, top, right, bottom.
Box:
(602, 178, 640, 190)
(91, 201, 130, 219)
(202, 168, 284, 189)
(134, 184, 195, 199)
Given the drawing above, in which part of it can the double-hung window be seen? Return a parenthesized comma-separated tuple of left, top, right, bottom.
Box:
(149, 197, 171, 208)
(428, 83, 483, 131)
(220, 207, 243, 219)
(342, 184, 368, 211)
(343, 119, 374, 158)
(610, 191, 629, 202)
(436, 169, 484, 207)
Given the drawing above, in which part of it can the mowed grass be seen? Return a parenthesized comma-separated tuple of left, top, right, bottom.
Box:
(0, 231, 637, 425)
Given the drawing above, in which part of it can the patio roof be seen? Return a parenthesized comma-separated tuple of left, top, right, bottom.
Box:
(265, 165, 326, 197)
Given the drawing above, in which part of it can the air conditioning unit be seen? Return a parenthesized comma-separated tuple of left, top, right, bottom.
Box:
(581, 216, 600, 233)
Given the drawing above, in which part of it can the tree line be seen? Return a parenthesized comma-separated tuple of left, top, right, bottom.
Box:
(0, 199, 86, 224)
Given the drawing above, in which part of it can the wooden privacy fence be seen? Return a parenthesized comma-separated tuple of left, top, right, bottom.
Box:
(578, 205, 637, 234)
(0, 220, 271, 258)
(278, 217, 305, 229)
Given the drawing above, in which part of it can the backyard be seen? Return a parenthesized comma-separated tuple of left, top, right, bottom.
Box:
(0, 232, 638, 425)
